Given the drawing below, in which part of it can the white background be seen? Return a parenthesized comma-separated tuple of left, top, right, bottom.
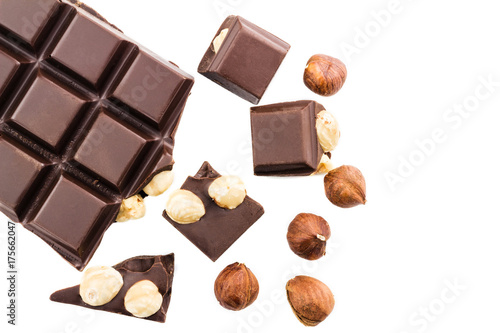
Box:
(2, 0, 500, 332)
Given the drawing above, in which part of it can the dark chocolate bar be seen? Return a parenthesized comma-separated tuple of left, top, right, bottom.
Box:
(198, 15, 290, 104)
(50, 254, 174, 322)
(250, 101, 325, 176)
(163, 162, 265, 261)
(0, 0, 194, 270)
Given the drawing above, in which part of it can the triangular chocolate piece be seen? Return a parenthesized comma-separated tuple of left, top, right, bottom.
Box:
(50, 254, 174, 322)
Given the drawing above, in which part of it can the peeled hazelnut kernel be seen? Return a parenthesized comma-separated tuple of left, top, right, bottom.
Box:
(324, 165, 366, 208)
(286, 275, 335, 326)
(287, 213, 331, 260)
(79, 266, 123, 306)
(208, 175, 246, 209)
(165, 189, 205, 224)
(124, 280, 163, 318)
(304, 54, 347, 97)
(116, 195, 146, 222)
(214, 263, 259, 311)
(143, 171, 174, 197)
(212, 28, 229, 54)
(316, 110, 340, 152)
(316, 154, 335, 174)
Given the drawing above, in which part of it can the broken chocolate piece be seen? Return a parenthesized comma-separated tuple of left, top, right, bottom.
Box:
(0, 0, 194, 270)
(50, 254, 174, 322)
(163, 162, 265, 261)
(198, 15, 290, 104)
(250, 100, 325, 176)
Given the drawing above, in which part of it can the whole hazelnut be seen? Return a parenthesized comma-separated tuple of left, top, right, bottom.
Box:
(304, 54, 347, 97)
(208, 175, 246, 209)
(214, 263, 259, 311)
(165, 189, 205, 224)
(116, 195, 146, 222)
(143, 170, 174, 197)
(79, 266, 123, 306)
(286, 275, 335, 327)
(287, 213, 331, 260)
(124, 280, 163, 318)
(324, 165, 366, 208)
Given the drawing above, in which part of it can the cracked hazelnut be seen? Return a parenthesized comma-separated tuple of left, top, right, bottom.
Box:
(214, 263, 259, 311)
(208, 175, 246, 209)
(316, 110, 340, 152)
(304, 54, 347, 96)
(116, 195, 145, 222)
(143, 170, 174, 196)
(212, 28, 229, 54)
(324, 165, 366, 208)
(124, 280, 163, 318)
(79, 266, 123, 306)
(316, 154, 335, 174)
(286, 275, 335, 326)
(287, 213, 331, 260)
(165, 189, 205, 224)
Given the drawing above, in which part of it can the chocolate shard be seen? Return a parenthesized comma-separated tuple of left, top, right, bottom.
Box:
(0, 0, 194, 270)
(50, 254, 175, 323)
(163, 162, 265, 261)
(250, 100, 325, 176)
(198, 15, 290, 104)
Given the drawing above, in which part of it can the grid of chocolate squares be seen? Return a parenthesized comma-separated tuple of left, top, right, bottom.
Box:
(0, 0, 364, 325)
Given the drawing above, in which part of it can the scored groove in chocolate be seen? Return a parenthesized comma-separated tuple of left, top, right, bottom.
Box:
(0, 0, 194, 270)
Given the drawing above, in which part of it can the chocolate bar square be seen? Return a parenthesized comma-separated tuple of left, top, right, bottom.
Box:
(198, 16, 290, 104)
(50, 12, 123, 86)
(6, 72, 87, 150)
(163, 162, 265, 261)
(250, 100, 324, 176)
(0, 136, 51, 221)
(28, 174, 117, 259)
(0, 49, 21, 95)
(0, 0, 59, 47)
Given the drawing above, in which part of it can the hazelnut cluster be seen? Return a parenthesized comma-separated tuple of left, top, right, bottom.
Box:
(116, 170, 174, 223)
(165, 175, 247, 224)
(79, 266, 162, 318)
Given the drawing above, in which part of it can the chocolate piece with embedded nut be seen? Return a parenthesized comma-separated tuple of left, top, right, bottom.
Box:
(50, 254, 174, 322)
(250, 100, 325, 176)
(198, 15, 290, 104)
(163, 162, 265, 261)
(0, 0, 194, 270)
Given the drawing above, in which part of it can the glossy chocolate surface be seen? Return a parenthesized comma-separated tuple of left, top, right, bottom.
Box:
(50, 254, 175, 322)
(250, 100, 324, 176)
(198, 15, 290, 104)
(163, 162, 265, 261)
(0, 0, 194, 270)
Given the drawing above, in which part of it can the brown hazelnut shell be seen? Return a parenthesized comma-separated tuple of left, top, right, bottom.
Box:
(286, 275, 335, 326)
(287, 213, 331, 260)
(214, 263, 259, 311)
(304, 54, 347, 96)
(324, 165, 366, 208)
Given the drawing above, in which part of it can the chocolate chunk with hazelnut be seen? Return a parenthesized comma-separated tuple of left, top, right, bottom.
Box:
(116, 195, 146, 222)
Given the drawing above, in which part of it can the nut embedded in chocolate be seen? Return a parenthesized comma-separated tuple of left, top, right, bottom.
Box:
(124, 280, 163, 318)
(165, 189, 206, 224)
(208, 175, 247, 209)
